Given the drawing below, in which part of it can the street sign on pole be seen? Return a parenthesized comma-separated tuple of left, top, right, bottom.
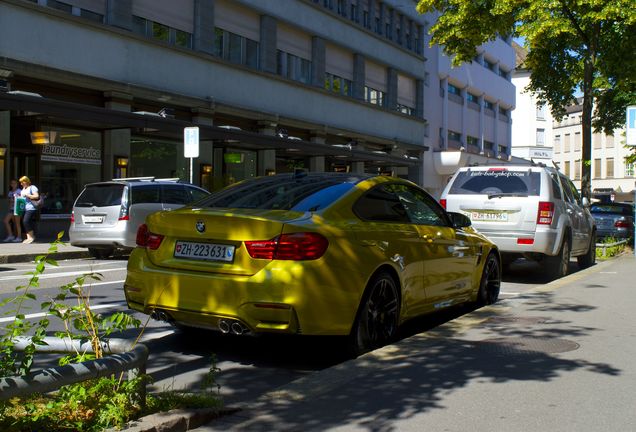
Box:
(184, 127, 199, 184)
(627, 106, 636, 146)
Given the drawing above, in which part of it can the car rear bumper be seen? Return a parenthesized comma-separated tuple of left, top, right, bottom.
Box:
(477, 229, 559, 256)
(69, 224, 135, 248)
(124, 249, 364, 336)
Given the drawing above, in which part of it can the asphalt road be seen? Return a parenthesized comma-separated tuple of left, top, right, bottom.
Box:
(0, 255, 573, 405)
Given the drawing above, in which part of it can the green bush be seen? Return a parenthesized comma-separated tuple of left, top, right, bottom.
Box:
(0, 233, 222, 430)
(595, 236, 627, 259)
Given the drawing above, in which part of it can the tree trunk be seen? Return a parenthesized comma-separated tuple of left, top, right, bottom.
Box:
(580, 59, 594, 200)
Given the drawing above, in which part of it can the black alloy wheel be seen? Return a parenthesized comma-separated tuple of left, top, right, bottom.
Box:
(351, 272, 400, 356)
(477, 253, 501, 306)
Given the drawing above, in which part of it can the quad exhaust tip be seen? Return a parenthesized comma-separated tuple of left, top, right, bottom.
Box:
(219, 319, 250, 335)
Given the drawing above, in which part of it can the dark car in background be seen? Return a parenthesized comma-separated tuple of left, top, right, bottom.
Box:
(590, 202, 634, 241)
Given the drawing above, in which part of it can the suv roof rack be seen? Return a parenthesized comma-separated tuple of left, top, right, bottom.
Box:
(110, 177, 183, 182)
(111, 176, 155, 181)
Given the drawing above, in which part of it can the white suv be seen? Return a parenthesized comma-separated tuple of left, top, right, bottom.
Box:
(440, 164, 596, 279)
(69, 177, 210, 258)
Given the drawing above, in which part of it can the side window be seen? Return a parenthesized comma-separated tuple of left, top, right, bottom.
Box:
(549, 173, 562, 200)
(564, 178, 582, 204)
(389, 184, 449, 226)
(186, 187, 210, 203)
(131, 185, 161, 204)
(353, 185, 410, 222)
(559, 175, 576, 204)
(161, 185, 189, 204)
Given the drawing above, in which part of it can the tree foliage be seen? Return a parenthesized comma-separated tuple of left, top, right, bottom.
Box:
(417, 0, 636, 196)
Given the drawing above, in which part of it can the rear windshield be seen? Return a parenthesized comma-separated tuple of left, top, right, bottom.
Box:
(449, 169, 541, 196)
(199, 173, 365, 211)
(590, 204, 633, 216)
(75, 184, 125, 207)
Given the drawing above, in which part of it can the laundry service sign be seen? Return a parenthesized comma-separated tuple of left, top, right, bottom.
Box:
(41, 143, 102, 165)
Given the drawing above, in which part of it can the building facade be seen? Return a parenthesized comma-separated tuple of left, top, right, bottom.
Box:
(511, 42, 634, 202)
(0, 0, 517, 239)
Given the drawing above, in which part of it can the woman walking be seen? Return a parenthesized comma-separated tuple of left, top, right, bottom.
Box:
(19, 176, 39, 244)
(3, 179, 22, 242)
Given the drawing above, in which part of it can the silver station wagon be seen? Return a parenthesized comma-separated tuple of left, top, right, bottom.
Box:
(440, 163, 596, 279)
(69, 177, 210, 258)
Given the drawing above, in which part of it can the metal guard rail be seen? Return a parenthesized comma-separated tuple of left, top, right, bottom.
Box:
(0, 337, 148, 402)
(595, 238, 630, 257)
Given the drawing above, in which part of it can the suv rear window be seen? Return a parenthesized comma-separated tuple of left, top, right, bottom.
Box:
(449, 169, 541, 196)
(75, 184, 125, 207)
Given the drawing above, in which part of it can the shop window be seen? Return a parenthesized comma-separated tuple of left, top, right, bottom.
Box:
(39, 128, 102, 216)
(130, 139, 185, 180)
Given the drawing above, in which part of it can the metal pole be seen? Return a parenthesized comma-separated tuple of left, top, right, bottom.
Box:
(190, 157, 193, 184)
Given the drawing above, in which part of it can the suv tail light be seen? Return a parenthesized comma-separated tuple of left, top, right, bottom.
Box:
(537, 202, 554, 225)
(70, 211, 75, 224)
(136, 224, 164, 250)
(439, 199, 447, 209)
(118, 204, 129, 221)
(245, 233, 328, 260)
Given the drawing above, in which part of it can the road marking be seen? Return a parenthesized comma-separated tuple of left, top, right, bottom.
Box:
(0, 268, 125, 282)
(0, 300, 127, 323)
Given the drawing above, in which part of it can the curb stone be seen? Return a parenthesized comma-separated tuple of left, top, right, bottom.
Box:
(107, 408, 240, 432)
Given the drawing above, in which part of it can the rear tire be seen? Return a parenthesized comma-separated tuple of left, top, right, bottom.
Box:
(547, 239, 570, 280)
(349, 271, 400, 357)
(577, 230, 596, 269)
(88, 247, 114, 259)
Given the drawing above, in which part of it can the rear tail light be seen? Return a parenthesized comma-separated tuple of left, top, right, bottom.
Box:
(537, 201, 554, 225)
(70, 211, 75, 224)
(136, 224, 164, 250)
(439, 199, 447, 209)
(245, 232, 329, 260)
(118, 204, 129, 221)
(517, 238, 535, 245)
(615, 219, 633, 229)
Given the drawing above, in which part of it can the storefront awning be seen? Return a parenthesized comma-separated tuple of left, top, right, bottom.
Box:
(0, 91, 424, 167)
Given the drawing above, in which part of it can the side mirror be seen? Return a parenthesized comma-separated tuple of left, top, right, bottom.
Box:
(448, 212, 472, 229)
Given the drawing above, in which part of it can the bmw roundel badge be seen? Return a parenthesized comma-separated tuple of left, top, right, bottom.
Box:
(195, 220, 206, 233)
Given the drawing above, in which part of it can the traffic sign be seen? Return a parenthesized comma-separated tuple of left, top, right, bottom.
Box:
(184, 127, 200, 158)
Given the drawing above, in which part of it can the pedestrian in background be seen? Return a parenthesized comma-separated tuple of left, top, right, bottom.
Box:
(3, 179, 22, 242)
(19, 176, 39, 244)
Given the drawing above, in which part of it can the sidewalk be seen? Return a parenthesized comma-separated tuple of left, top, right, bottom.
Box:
(191, 255, 636, 432)
(0, 238, 91, 264)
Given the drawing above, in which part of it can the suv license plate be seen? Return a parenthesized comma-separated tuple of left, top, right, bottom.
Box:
(471, 212, 508, 222)
(174, 241, 235, 262)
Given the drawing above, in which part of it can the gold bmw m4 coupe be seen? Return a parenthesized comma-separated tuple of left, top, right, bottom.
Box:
(125, 172, 500, 354)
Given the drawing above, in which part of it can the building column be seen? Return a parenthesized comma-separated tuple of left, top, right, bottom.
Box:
(258, 119, 278, 175)
(441, 77, 448, 150)
(103, 92, 132, 180)
(310, 156, 325, 172)
(192, 107, 215, 187)
(386, 68, 398, 111)
(106, 0, 132, 30)
(311, 37, 326, 88)
(353, 53, 365, 101)
(415, 79, 424, 119)
(193, 0, 215, 55)
(0, 111, 9, 195)
(494, 102, 500, 158)
(478, 94, 485, 154)
(260, 15, 277, 74)
(351, 161, 365, 173)
(416, 24, 425, 55)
